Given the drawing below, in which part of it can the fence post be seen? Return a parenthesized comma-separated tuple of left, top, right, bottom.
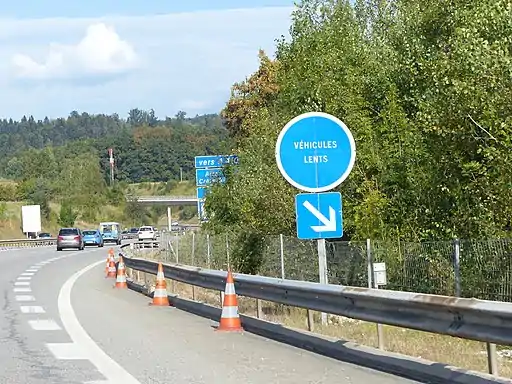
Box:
(454, 238, 498, 376)
(453, 238, 461, 297)
(366, 238, 373, 288)
(191, 232, 196, 301)
(367, 238, 385, 350)
(279, 234, 285, 279)
(176, 235, 179, 264)
(206, 234, 211, 268)
(317, 239, 328, 325)
(191, 232, 196, 266)
(226, 234, 230, 270)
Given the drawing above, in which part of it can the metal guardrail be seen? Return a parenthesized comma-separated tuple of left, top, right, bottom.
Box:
(0, 238, 57, 247)
(119, 243, 512, 347)
(129, 240, 160, 249)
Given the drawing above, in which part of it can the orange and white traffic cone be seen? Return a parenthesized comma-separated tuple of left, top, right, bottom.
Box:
(216, 270, 243, 332)
(106, 257, 117, 278)
(150, 263, 170, 306)
(104, 255, 110, 275)
(115, 256, 128, 289)
(105, 248, 115, 276)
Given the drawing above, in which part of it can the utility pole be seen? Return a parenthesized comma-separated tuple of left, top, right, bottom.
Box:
(108, 148, 115, 186)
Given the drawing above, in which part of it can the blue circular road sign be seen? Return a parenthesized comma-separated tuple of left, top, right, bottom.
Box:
(275, 112, 356, 193)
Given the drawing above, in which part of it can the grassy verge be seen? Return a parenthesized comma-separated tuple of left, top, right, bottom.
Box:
(131, 248, 512, 379)
(0, 201, 125, 239)
(0, 181, 200, 239)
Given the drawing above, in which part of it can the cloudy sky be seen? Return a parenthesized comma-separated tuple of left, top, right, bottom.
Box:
(0, 1, 295, 120)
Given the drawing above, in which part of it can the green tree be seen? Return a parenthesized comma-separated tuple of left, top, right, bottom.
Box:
(205, 0, 512, 277)
(58, 202, 78, 227)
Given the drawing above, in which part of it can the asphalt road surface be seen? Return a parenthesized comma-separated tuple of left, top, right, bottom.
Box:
(0, 245, 422, 384)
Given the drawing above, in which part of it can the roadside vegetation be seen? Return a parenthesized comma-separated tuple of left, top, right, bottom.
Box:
(0, 109, 219, 238)
(203, 0, 512, 272)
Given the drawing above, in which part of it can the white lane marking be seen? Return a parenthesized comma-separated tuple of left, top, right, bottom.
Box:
(47, 343, 87, 360)
(21, 272, 35, 276)
(15, 281, 30, 286)
(85, 381, 111, 384)
(16, 295, 35, 301)
(51, 258, 141, 383)
(26, 269, 38, 272)
(17, 277, 31, 280)
(14, 288, 32, 293)
(28, 319, 62, 330)
(20, 306, 45, 313)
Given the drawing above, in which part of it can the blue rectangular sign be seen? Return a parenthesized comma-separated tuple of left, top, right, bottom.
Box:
(195, 155, 239, 169)
(195, 168, 226, 187)
(196, 187, 209, 200)
(197, 200, 208, 222)
(295, 192, 343, 240)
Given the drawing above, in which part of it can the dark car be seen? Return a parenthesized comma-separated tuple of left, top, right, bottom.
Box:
(57, 228, 84, 251)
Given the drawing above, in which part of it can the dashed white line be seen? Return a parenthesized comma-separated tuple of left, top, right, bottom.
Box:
(15, 295, 35, 302)
(20, 305, 45, 313)
(14, 287, 32, 293)
(48, 258, 141, 383)
(46, 343, 87, 360)
(28, 319, 62, 331)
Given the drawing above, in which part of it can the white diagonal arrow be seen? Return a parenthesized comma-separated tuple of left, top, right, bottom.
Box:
(302, 200, 337, 232)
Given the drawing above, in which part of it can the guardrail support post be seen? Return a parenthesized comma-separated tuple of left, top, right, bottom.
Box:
(256, 299, 263, 319)
(487, 342, 498, 376)
(307, 310, 315, 332)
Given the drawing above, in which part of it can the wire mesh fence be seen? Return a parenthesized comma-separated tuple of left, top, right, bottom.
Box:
(156, 232, 512, 302)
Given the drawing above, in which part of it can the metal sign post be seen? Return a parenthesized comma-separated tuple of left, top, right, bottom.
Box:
(275, 112, 356, 325)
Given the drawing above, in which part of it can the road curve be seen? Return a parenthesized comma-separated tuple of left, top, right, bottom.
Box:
(0, 246, 420, 384)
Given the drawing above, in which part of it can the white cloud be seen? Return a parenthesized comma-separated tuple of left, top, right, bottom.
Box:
(0, 7, 293, 119)
(11, 23, 138, 80)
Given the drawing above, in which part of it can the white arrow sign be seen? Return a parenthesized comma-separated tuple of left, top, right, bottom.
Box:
(302, 200, 337, 232)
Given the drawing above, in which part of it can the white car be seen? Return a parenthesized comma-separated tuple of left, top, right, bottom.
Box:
(138, 226, 156, 241)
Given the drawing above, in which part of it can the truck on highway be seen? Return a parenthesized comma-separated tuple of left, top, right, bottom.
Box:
(99, 222, 122, 245)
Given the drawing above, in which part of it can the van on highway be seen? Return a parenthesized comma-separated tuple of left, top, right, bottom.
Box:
(99, 222, 122, 245)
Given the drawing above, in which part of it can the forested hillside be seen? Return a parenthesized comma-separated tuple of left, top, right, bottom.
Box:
(0, 109, 229, 182)
(0, 109, 230, 235)
(206, 0, 512, 242)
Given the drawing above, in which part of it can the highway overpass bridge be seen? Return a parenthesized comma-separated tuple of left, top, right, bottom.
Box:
(127, 195, 199, 230)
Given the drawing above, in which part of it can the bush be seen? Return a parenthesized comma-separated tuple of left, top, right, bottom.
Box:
(58, 202, 78, 227)
(231, 231, 266, 275)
